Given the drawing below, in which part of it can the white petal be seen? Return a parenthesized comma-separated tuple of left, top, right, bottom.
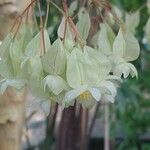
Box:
(79, 98, 96, 109)
(122, 65, 130, 78)
(124, 30, 140, 61)
(43, 75, 68, 95)
(113, 28, 126, 58)
(106, 75, 122, 82)
(104, 95, 115, 103)
(63, 88, 86, 105)
(98, 24, 112, 55)
(100, 81, 117, 97)
(88, 88, 101, 101)
(127, 63, 138, 78)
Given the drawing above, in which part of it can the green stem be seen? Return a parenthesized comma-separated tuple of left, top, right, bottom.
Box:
(47, 0, 65, 15)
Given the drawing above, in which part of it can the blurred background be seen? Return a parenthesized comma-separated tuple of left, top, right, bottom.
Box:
(0, 0, 150, 150)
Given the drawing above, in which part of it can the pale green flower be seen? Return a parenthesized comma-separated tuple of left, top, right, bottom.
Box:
(63, 46, 118, 108)
(125, 11, 140, 33)
(112, 28, 140, 78)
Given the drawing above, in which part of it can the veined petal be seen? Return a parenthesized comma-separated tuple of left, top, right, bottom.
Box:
(43, 75, 68, 95)
(113, 63, 130, 78)
(63, 87, 86, 106)
(125, 11, 140, 33)
(78, 98, 96, 109)
(98, 24, 112, 55)
(100, 81, 117, 97)
(106, 75, 122, 82)
(123, 30, 140, 61)
(126, 63, 138, 78)
(104, 95, 115, 103)
(88, 88, 101, 101)
(113, 28, 126, 58)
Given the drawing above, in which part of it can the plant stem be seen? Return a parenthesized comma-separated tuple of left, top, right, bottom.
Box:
(45, 1, 50, 28)
(47, 0, 65, 15)
(37, 0, 46, 55)
(104, 103, 110, 150)
(57, 104, 80, 150)
(11, 0, 36, 32)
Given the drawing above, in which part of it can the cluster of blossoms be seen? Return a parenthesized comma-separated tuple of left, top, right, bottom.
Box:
(0, 6, 140, 109)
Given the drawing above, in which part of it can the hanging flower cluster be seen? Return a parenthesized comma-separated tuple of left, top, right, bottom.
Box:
(0, 5, 140, 109)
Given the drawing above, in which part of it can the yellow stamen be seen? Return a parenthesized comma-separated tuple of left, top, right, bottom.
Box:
(78, 91, 92, 101)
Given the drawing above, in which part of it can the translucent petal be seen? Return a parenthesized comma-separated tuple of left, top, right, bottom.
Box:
(113, 28, 126, 58)
(29, 55, 43, 79)
(0, 79, 26, 94)
(88, 88, 101, 101)
(66, 48, 84, 88)
(77, 8, 91, 40)
(125, 11, 140, 33)
(63, 87, 86, 106)
(78, 98, 96, 109)
(0, 34, 12, 58)
(98, 24, 115, 55)
(126, 63, 138, 78)
(113, 63, 130, 78)
(0, 59, 14, 78)
(84, 46, 111, 81)
(123, 30, 140, 61)
(100, 81, 117, 97)
(57, 17, 75, 40)
(29, 79, 49, 100)
(68, 0, 78, 16)
(43, 75, 68, 95)
(42, 38, 66, 75)
(25, 29, 50, 56)
(104, 95, 115, 103)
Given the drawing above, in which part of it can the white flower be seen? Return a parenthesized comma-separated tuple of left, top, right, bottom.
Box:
(112, 28, 140, 78)
(63, 86, 101, 108)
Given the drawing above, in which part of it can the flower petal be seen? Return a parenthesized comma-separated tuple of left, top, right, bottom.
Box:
(43, 75, 68, 95)
(100, 81, 117, 97)
(88, 88, 101, 101)
(104, 95, 115, 103)
(127, 63, 138, 78)
(63, 88, 86, 106)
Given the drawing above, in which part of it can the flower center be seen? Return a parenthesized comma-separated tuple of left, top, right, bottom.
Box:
(77, 91, 92, 101)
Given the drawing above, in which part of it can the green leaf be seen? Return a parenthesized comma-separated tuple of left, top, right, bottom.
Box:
(42, 38, 66, 75)
(77, 8, 91, 40)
